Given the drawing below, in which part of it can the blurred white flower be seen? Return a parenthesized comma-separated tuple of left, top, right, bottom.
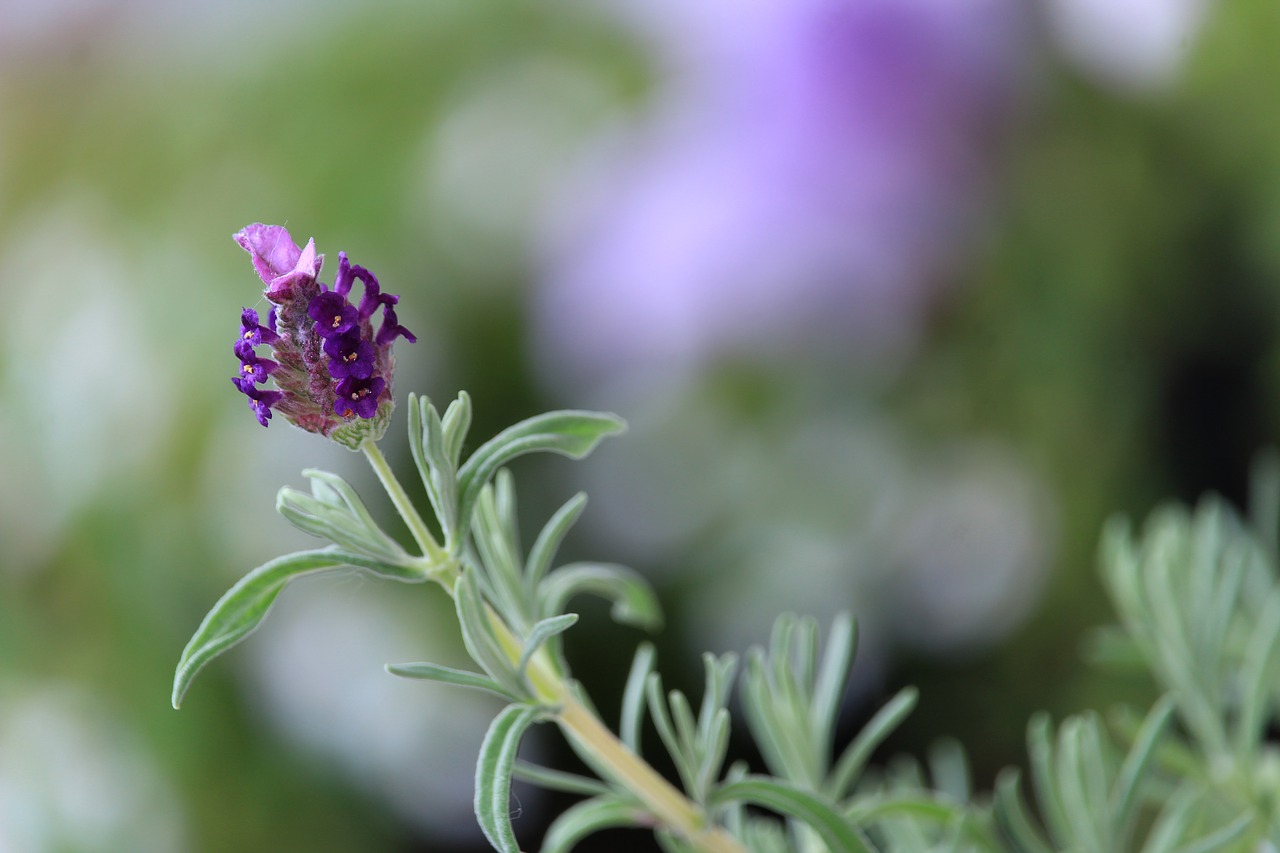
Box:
(0, 201, 180, 574)
(576, 386, 1053, 666)
(417, 54, 620, 280)
(241, 578, 529, 844)
(1045, 0, 1213, 91)
(0, 685, 185, 853)
(887, 442, 1054, 654)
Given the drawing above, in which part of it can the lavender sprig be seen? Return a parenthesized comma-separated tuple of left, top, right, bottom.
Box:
(230, 223, 416, 449)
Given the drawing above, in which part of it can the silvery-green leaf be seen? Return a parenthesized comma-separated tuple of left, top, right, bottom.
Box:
(441, 391, 473, 467)
(621, 643, 657, 752)
(475, 704, 544, 853)
(511, 761, 610, 797)
(1110, 695, 1174, 840)
(456, 410, 625, 537)
(991, 769, 1052, 853)
(275, 468, 406, 561)
(540, 796, 645, 853)
(525, 492, 588, 593)
(713, 776, 873, 853)
(172, 549, 350, 708)
(539, 562, 662, 631)
(517, 613, 579, 682)
(407, 394, 460, 545)
(385, 661, 518, 701)
(1171, 812, 1253, 853)
(826, 687, 918, 801)
(456, 568, 526, 700)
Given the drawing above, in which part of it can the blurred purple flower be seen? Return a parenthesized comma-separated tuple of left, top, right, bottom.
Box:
(536, 0, 1025, 386)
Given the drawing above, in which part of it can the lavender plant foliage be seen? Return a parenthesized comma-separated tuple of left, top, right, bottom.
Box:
(184, 230, 1280, 852)
(231, 224, 415, 449)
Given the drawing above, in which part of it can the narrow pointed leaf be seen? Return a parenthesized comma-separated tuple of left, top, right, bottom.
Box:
(714, 776, 874, 853)
(321, 548, 429, 583)
(827, 687, 918, 800)
(512, 761, 610, 797)
(173, 549, 349, 708)
(456, 569, 525, 699)
(518, 613, 579, 680)
(621, 643, 657, 751)
(845, 795, 998, 852)
(302, 469, 390, 543)
(442, 391, 473, 467)
(476, 704, 544, 853)
(457, 410, 625, 534)
(1172, 812, 1254, 853)
(526, 493, 589, 594)
(408, 394, 460, 542)
(276, 488, 391, 557)
(541, 796, 646, 853)
(539, 563, 662, 631)
(385, 661, 518, 701)
(992, 770, 1052, 853)
(810, 614, 856, 751)
(1110, 695, 1174, 833)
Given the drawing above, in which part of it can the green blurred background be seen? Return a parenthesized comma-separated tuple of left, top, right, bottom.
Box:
(3, 0, 1280, 850)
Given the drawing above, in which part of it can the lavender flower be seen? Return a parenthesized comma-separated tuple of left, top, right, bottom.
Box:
(308, 292, 358, 338)
(233, 339, 278, 384)
(335, 376, 386, 419)
(239, 308, 280, 346)
(375, 304, 417, 347)
(323, 332, 375, 380)
(229, 224, 416, 449)
(231, 377, 284, 427)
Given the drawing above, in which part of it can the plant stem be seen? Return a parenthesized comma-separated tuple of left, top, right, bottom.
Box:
(497, 613, 749, 853)
(361, 439, 448, 566)
(363, 437, 746, 853)
(556, 694, 748, 853)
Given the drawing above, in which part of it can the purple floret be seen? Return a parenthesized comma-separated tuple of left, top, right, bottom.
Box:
(375, 303, 417, 346)
(308, 291, 358, 338)
(323, 332, 375, 380)
(231, 376, 284, 427)
(335, 376, 385, 419)
(233, 339, 279, 383)
(354, 264, 388, 319)
(239, 307, 280, 346)
(332, 252, 355, 298)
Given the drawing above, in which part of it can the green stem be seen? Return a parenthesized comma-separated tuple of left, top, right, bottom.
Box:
(361, 439, 448, 566)
(489, 611, 748, 853)
(362, 437, 745, 853)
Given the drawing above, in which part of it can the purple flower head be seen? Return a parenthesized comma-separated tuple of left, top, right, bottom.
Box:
(233, 339, 279, 384)
(239, 308, 280, 346)
(234, 224, 323, 302)
(229, 223, 416, 448)
(323, 332, 375, 380)
(335, 376, 386, 419)
(307, 291, 358, 338)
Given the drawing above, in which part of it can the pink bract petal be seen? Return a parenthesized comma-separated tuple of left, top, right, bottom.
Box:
(233, 225, 324, 300)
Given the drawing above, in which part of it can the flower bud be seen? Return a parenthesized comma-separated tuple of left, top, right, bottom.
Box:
(230, 224, 416, 449)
